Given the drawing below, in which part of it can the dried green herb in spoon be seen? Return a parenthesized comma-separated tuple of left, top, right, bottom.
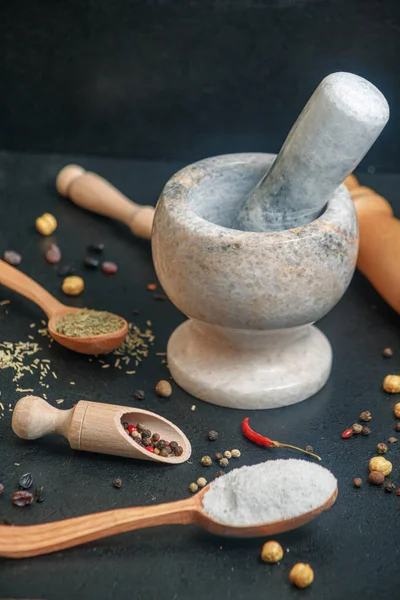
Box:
(55, 309, 125, 338)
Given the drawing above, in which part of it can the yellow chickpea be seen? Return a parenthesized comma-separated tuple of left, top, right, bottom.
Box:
(62, 276, 84, 296)
(289, 563, 314, 588)
(35, 213, 57, 236)
(369, 456, 392, 476)
(261, 541, 284, 564)
(383, 375, 400, 393)
(394, 403, 400, 418)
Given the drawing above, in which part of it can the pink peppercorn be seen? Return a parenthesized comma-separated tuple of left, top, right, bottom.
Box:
(128, 424, 137, 433)
(45, 244, 62, 264)
(146, 446, 154, 453)
(102, 261, 118, 274)
(165, 441, 170, 446)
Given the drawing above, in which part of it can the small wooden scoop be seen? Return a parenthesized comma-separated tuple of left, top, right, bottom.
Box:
(0, 477, 337, 559)
(0, 260, 128, 354)
(57, 165, 154, 240)
(344, 174, 400, 313)
(12, 396, 191, 464)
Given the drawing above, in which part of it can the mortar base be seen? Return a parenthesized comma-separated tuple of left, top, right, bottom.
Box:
(167, 320, 332, 409)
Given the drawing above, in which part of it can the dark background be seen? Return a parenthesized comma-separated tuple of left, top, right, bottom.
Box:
(0, 0, 399, 171)
(1, 2, 400, 600)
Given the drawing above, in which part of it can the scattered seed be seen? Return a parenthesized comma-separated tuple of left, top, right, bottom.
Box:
(384, 482, 396, 493)
(231, 449, 241, 458)
(0, 483, 4, 495)
(154, 294, 167, 301)
(395, 403, 400, 418)
(224, 450, 232, 459)
(289, 563, 314, 589)
(207, 430, 219, 441)
(36, 213, 57, 236)
(384, 375, 400, 393)
(57, 264, 76, 277)
(369, 456, 392, 476)
(62, 276, 84, 296)
(19, 473, 33, 489)
(201, 456, 213, 467)
(341, 428, 353, 439)
(34, 486, 44, 502)
(352, 424, 363, 434)
(219, 457, 229, 467)
(215, 452, 223, 461)
(215, 470, 224, 478)
(353, 478, 362, 488)
(83, 256, 99, 268)
(388, 437, 398, 444)
(191, 405, 196, 411)
(197, 477, 207, 488)
(45, 243, 62, 264)
(3, 250, 22, 266)
(12, 490, 33, 506)
(147, 283, 157, 291)
(377, 443, 388, 454)
(304, 444, 313, 452)
(396, 489, 400, 496)
(360, 411, 372, 422)
(189, 482, 198, 493)
(134, 390, 145, 401)
(155, 380, 172, 398)
(382, 347, 393, 358)
(88, 243, 104, 253)
(261, 540, 284, 564)
(361, 427, 371, 436)
(369, 471, 384, 485)
(396, 423, 400, 432)
(101, 261, 118, 274)
(112, 478, 123, 489)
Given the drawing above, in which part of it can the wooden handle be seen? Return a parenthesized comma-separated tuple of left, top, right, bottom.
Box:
(0, 260, 65, 317)
(344, 175, 400, 313)
(0, 499, 195, 558)
(12, 396, 73, 440)
(56, 165, 154, 240)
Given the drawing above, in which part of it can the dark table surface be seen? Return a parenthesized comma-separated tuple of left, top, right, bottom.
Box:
(0, 150, 400, 600)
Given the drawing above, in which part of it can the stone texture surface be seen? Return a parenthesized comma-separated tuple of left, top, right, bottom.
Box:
(236, 73, 389, 232)
(152, 152, 358, 409)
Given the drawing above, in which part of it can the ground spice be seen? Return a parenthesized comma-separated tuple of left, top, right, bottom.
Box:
(202, 459, 337, 526)
(55, 309, 125, 337)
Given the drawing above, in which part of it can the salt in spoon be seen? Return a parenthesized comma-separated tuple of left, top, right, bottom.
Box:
(0, 481, 337, 559)
(0, 259, 128, 354)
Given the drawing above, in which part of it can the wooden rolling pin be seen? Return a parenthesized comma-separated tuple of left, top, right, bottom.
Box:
(344, 174, 400, 313)
(56, 165, 155, 240)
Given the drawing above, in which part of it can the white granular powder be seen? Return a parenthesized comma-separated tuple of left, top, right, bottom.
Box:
(202, 459, 337, 526)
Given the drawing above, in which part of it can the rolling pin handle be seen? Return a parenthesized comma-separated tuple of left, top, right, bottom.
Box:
(56, 165, 86, 196)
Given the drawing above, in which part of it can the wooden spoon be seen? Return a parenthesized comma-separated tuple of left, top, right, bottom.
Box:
(0, 483, 337, 559)
(0, 260, 128, 354)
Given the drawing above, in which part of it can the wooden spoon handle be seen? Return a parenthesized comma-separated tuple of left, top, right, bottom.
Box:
(344, 175, 400, 313)
(56, 165, 154, 240)
(0, 500, 195, 558)
(0, 260, 64, 317)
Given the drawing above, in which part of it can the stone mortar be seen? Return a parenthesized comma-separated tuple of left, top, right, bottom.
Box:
(152, 153, 358, 409)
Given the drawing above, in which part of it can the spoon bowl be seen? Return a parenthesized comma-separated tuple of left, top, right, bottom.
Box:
(0, 479, 337, 558)
(0, 260, 128, 354)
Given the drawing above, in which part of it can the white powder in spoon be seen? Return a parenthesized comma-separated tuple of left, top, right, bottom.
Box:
(202, 459, 337, 526)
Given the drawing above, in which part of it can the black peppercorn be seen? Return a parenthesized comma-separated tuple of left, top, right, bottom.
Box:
(164, 446, 172, 455)
(112, 478, 123, 489)
(34, 486, 44, 503)
(136, 422, 146, 432)
(57, 263, 76, 277)
(83, 256, 99, 268)
(305, 445, 313, 453)
(173, 445, 183, 456)
(142, 428, 152, 439)
(170, 441, 178, 449)
(141, 437, 151, 447)
(156, 440, 167, 450)
(208, 430, 219, 441)
(384, 482, 396, 493)
(134, 390, 145, 401)
(19, 473, 33, 490)
(152, 433, 161, 442)
(122, 421, 129, 430)
(361, 427, 371, 436)
(88, 243, 105, 253)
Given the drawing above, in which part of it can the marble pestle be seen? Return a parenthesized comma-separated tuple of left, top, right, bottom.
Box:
(236, 72, 389, 232)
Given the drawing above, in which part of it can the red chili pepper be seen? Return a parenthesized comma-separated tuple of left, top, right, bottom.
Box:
(341, 428, 354, 439)
(241, 417, 321, 460)
(146, 445, 154, 453)
(128, 424, 137, 433)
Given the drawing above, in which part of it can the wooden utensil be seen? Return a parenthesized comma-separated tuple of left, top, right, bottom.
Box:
(0, 481, 337, 559)
(12, 395, 191, 464)
(0, 260, 128, 354)
(56, 165, 154, 240)
(344, 175, 400, 313)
